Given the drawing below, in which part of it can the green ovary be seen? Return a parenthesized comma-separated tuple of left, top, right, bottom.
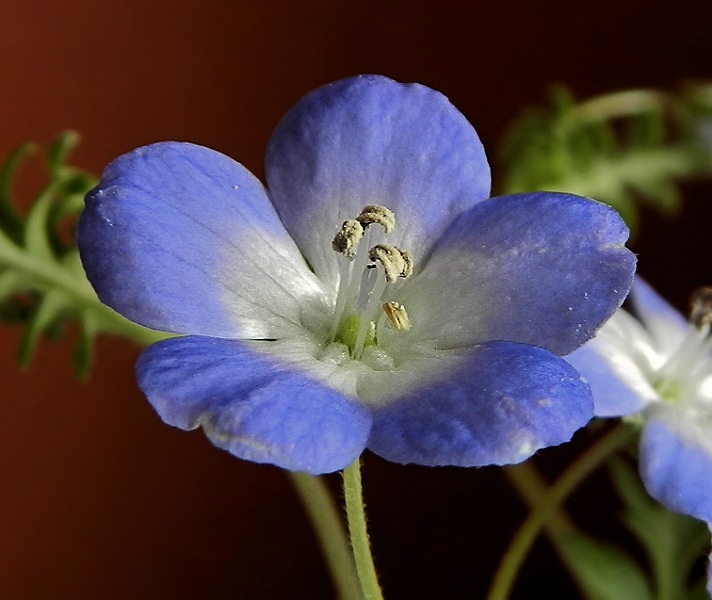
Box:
(335, 313, 376, 354)
(654, 378, 683, 405)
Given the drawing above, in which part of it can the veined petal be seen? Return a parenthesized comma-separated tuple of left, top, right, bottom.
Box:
(265, 75, 491, 288)
(640, 408, 712, 522)
(565, 310, 659, 417)
(401, 192, 635, 355)
(367, 341, 593, 467)
(78, 142, 327, 338)
(631, 278, 687, 354)
(136, 336, 372, 475)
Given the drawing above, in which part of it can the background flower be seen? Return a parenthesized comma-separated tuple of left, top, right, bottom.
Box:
(567, 278, 712, 523)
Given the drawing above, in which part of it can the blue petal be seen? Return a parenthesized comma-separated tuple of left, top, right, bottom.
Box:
(78, 142, 326, 338)
(367, 341, 593, 466)
(265, 75, 491, 287)
(401, 192, 636, 355)
(640, 413, 712, 522)
(136, 336, 372, 474)
(631, 277, 687, 353)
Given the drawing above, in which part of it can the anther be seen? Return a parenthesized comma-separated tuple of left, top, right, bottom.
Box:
(400, 250, 413, 278)
(368, 244, 413, 283)
(331, 219, 364, 259)
(690, 286, 712, 330)
(356, 205, 396, 233)
(382, 301, 411, 331)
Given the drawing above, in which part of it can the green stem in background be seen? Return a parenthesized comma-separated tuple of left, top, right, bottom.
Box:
(343, 459, 384, 600)
(291, 472, 363, 600)
(487, 423, 635, 600)
(503, 460, 597, 600)
(503, 461, 576, 537)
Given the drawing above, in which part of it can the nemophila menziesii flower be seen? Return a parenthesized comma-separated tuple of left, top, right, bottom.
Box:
(567, 278, 712, 522)
(77, 75, 636, 475)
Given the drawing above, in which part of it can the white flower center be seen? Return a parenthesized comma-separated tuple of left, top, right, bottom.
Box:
(326, 205, 413, 365)
(652, 287, 712, 406)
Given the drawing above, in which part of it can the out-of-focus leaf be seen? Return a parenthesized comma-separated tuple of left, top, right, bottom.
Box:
(559, 532, 652, 600)
(498, 84, 712, 236)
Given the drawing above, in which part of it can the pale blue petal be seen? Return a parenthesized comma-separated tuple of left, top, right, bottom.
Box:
(367, 341, 593, 466)
(136, 336, 372, 474)
(265, 75, 491, 288)
(640, 412, 712, 522)
(565, 309, 659, 417)
(78, 142, 327, 338)
(401, 192, 635, 355)
(565, 345, 650, 416)
(631, 278, 688, 353)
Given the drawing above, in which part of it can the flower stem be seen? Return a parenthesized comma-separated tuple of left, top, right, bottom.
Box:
(290, 473, 363, 600)
(487, 422, 635, 600)
(343, 459, 384, 600)
(503, 461, 576, 537)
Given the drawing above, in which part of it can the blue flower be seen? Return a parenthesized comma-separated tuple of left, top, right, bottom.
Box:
(567, 278, 712, 522)
(77, 75, 636, 474)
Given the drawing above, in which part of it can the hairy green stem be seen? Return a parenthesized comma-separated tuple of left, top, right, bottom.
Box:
(101, 296, 360, 598)
(488, 423, 634, 600)
(343, 459, 384, 600)
(291, 473, 363, 600)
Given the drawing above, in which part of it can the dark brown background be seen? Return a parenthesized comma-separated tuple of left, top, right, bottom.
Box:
(1, 1, 711, 598)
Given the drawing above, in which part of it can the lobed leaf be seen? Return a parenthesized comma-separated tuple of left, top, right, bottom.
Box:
(498, 83, 712, 236)
(0, 133, 166, 375)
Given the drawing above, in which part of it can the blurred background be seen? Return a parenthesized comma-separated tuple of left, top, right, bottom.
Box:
(1, 1, 711, 598)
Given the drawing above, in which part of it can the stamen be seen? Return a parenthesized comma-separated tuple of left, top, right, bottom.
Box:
(356, 205, 395, 233)
(400, 250, 414, 278)
(327, 204, 414, 360)
(331, 219, 364, 259)
(382, 301, 411, 331)
(690, 286, 712, 331)
(368, 244, 413, 283)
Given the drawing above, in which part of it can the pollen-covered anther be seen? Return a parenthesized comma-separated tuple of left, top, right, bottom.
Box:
(690, 286, 712, 330)
(382, 301, 411, 331)
(331, 219, 364, 259)
(356, 204, 396, 233)
(368, 243, 413, 283)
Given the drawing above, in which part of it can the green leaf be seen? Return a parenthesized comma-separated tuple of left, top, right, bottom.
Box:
(498, 85, 712, 236)
(0, 142, 34, 244)
(46, 131, 80, 177)
(18, 288, 68, 366)
(0, 133, 168, 375)
(559, 532, 652, 600)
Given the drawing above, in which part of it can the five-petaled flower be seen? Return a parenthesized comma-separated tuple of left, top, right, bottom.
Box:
(77, 75, 636, 474)
(567, 278, 712, 523)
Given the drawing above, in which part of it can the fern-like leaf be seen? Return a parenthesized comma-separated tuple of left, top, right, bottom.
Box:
(498, 84, 712, 235)
(0, 133, 165, 376)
